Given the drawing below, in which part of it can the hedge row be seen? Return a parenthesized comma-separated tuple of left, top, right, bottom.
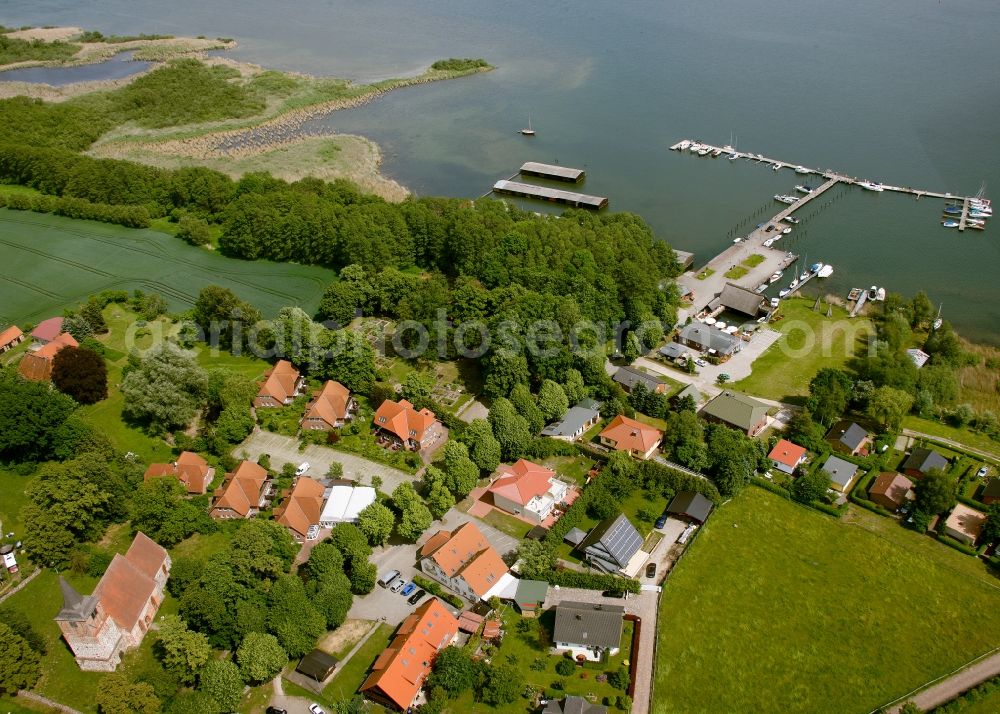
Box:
(411, 574, 464, 609)
(1, 190, 152, 228)
(849, 495, 894, 518)
(545, 484, 597, 548)
(958, 494, 989, 512)
(550, 569, 640, 594)
(639, 461, 721, 503)
(751, 477, 847, 518)
(931, 672, 1000, 713)
(935, 533, 978, 557)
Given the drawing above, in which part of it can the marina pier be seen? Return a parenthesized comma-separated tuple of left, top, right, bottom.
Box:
(519, 162, 585, 183)
(492, 179, 608, 209)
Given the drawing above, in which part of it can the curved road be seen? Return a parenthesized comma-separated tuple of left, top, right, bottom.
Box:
(886, 649, 1000, 713)
(901, 429, 999, 463)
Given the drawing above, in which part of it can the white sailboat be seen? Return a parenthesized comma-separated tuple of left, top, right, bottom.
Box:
(520, 115, 535, 136)
(933, 304, 943, 331)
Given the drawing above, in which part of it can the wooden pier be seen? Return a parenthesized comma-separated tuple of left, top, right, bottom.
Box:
(958, 198, 971, 232)
(850, 290, 868, 318)
(520, 162, 585, 183)
(492, 180, 608, 209)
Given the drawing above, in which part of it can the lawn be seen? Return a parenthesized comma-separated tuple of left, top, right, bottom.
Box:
(540, 455, 597, 486)
(654, 488, 1000, 714)
(481, 508, 533, 539)
(0, 209, 335, 328)
(723, 266, 748, 280)
(733, 296, 873, 402)
(323, 622, 396, 702)
(0, 467, 32, 541)
(742, 254, 765, 268)
(902, 416, 1000, 461)
(446, 608, 633, 713)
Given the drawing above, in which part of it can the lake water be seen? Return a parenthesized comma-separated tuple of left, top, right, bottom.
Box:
(2, 0, 999, 343)
(0, 50, 151, 85)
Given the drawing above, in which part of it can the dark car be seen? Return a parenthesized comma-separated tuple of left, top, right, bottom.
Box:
(266, 707, 288, 714)
(602, 590, 625, 598)
(654, 514, 668, 529)
(646, 562, 657, 578)
(408, 588, 426, 605)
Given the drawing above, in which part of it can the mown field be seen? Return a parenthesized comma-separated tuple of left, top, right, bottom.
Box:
(654, 488, 1000, 714)
(0, 209, 335, 326)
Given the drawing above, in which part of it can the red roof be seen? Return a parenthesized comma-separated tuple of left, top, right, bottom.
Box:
(419, 522, 508, 599)
(31, 317, 64, 342)
(17, 333, 78, 381)
(360, 598, 459, 710)
(93, 532, 167, 630)
(768, 439, 807, 469)
(257, 360, 300, 403)
(0, 325, 23, 347)
(211, 461, 268, 517)
(599, 415, 662, 454)
(489, 460, 555, 507)
(143, 451, 212, 494)
(373, 399, 437, 443)
(301, 380, 352, 427)
(274, 477, 325, 538)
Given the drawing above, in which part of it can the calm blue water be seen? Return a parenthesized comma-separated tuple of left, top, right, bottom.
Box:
(0, 50, 151, 85)
(2, 0, 999, 342)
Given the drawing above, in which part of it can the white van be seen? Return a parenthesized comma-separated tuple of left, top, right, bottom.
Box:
(295, 462, 310, 476)
(378, 569, 400, 588)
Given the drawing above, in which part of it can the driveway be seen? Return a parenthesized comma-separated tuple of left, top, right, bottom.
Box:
(542, 587, 659, 714)
(236, 430, 418, 492)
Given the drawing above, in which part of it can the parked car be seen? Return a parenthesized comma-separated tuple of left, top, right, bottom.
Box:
(602, 590, 625, 599)
(977, 465, 989, 478)
(408, 588, 426, 605)
(389, 577, 406, 593)
(295, 462, 310, 476)
(266, 708, 287, 714)
(378, 570, 400, 588)
(400, 582, 416, 597)
(309, 705, 326, 714)
(645, 562, 657, 578)
(695, 358, 708, 367)
(654, 514, 668, 529)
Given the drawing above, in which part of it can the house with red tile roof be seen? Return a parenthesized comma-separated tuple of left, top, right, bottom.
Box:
(274, 477, 325, 542)
(598, 415, 662, 460)
(0, 325, 24, 353)
(300, 380, 355, 430)
(55, 532, 170, 671)
(143, 452, 214, 495)
(31, 316, 65, 344)
(868, 472, 914, 512)
(373, 399, 443, 451)
(209, 461, 270, 520)
(359, 598, 459, 711)
(767, 439, 807, 475)
(419, 522, 509, 601)
(254, 359, 304, 408)
(489, 460, 569, 524)
(18, 332, 78, 381)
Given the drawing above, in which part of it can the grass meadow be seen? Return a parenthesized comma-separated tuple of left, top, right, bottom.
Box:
(654, 488, 1000, 714)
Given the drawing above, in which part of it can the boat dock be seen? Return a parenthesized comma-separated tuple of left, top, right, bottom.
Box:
(520, 162, 585, 183)
(958, 198, 971, 231)
(492, 179, 608, 209)
(850, 289, 868, 318)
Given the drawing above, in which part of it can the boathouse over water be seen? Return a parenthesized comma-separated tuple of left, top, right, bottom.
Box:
(493, 180, 608, 209)
(519, 162, 585, 183)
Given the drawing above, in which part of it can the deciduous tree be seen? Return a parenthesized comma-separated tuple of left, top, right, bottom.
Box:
(915, 468, 956, 516)
(0, 622, 40, 694)
(867, 386, 914, 431)
(392, 482, 434, 541)
(357, 501, 394, 546)
(155, 615, 211, 684)
(792, 469, 831, 504)
(428, 646, 480, 695)
(806, 368, 852, 427)
(236, 632, 287, 684)
(537, 379, 569, 422)
(441, 441, 480, 497)
(458, 419, 501, 473)
(0, 373, 76, 462)
(51, 346, 108, 404)
(121, 341, 208, 433)
(96, 674, 160, 714)
(488, 397, 531, 461)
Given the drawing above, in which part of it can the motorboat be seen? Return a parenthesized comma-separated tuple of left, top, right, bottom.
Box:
(689, 143, 702, 153)
(755, 284, 768, 294)
(943, 206, 963, 215)
(789, 278, 800, 289)
(810, 263, 822, 273)
(770, 297, 780, 308)
(778, 288, 792, 298)
(859, 180, 884, 192)
(715, 321, 727, 330)
(876, 288, 886, 301)
(712, 148, 724, 157)
(675, 140, 691, 151)
(698, 147, 710, 156)
(969, 211, 991, 219)
(733, 236, 743, 243)
(817, 265, 834, 278)
(769, 271, 783, 283)
(965, 222, 985, 230)
(795, 166, 811, 174)
(728, 152, 740, 160)
(783, 216, 800, 224)
(774, 194, 798, 205)
(941, 220, 960, 228)
(772, 164, 781, 171)
(868, 286, 879, 301)
(763, 238, 775, 247)
(782, 227, 792, 235)
(794, 185, 814, 194)
(967, 218, 986, 226)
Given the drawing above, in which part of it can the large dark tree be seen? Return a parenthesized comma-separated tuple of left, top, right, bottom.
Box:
(51, 345, 108, 404)
(0, 371, 76, 462)
(806, 369, 852, 427)
(914, 468, 956, 516)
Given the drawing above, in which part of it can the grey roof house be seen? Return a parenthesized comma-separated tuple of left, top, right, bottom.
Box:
(613, 366, 668, 394)
(541, 401, 602, 441)
(709, 282, 766, 317)
(699, 390, 769, 437)
(659, 342, 691, 361)
(901, 448, 949, 478)
(826, 421, 872, 456)
(578, 514, 644, 574)
(821, 455, 860, 493)
(552, 601, 625, 660)
(666, 491, 714, 524)
(544, 697, 607, 714)
(673, 383, 703, 405)
(678, 323, 741, 357)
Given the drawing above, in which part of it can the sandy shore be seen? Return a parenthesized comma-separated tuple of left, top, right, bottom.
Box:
(4, 26, 82, 42)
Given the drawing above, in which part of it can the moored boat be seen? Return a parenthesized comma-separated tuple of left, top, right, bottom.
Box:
(800, 270, 809, 282)
(868, 286, 878, 300)
(773, 194, 798, 205)
(782, 227, 792, 234)
(859, 180, 884, 192)
(848, 288, 862, 301)
(789, 278, 800, 289)
(783, 216, 800, 224)
(770, 297, 780, 308)
(794, 185, 814, 194)
(817, 265, 834, 278)
(876, 288, 886, 301)
(769, 271, 783, 284)
(810, 263, 822, 273)
(943, 206, 963, 215)
(942, 220, 960, 228)
(763, 238, 775, 247)
(795, 166, 811, 174)
(778, 288, 792, 298)
(698, 147, 710, 156)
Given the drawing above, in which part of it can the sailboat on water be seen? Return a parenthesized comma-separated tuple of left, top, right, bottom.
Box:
(520, 115, 535, 136)
(933, 304, 943, 331)
(727, 132, 740, 160)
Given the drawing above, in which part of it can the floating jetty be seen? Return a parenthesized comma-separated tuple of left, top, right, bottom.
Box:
(492, 179, 608, 209)
(520, 162, 585, 183)
(671, 138, 987, 230)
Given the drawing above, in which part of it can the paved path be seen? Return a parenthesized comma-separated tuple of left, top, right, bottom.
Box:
(542, 587, 658, 714)
(16, 691, 83, 714)
(902, 429, 1000, 463)
(236, 430, 418, 491)
(0, 567, 39, 604)
(884, 648, 1000, 713)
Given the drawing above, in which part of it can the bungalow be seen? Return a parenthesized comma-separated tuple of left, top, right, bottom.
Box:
(254, 360, 304, 408)
(673, 383, 703, 406)
(419, 522, 510, 602)
(826, 421, 872, 457)
(658, 342, 691, 362)
(274, 477, 326, 542)
(868, 472, 915, 512)
(943, 504, 986, 546)
(18, 332, 78, 381)
(31, 316, 64, 344)
(598, 415, 662, 460)
(373, 399, 443, 451)
(543, 697, 608, 714)
(359, 598, 459, 711)
(300, 380, 355, 430)
(552, 601, 625, 662)
(541, 400, 601, 441)
(768, 439, 807, 475)
(143, 452, 214, 495)
(665, 491, 714, 524)
(820, 455, 860, 493)
(677, 322, 741, 359)
(699, 391, 769, 437)
(295, 649, 338, 683)
(579, 514, 645, 575)
(982, 480, 1000, 506)
(613, 366, 668, 394)
(319, 484, 376, 526)
(209, 461, 270, 520)
(0, 325, 24, 353)
(488, 460, 570, 524)
(709, 282, 766, 317)
(901, 447, 949, 479)
(511, 579, 549, 615)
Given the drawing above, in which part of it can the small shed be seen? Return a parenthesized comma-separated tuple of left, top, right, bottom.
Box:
(666, 491, 714, 524)
(564, 527, 588, 547)
(458, 610, 485, 634)
(482, 619, 503, 639)
(513, 579, 549, 614)
(296, 649, 338, 682)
